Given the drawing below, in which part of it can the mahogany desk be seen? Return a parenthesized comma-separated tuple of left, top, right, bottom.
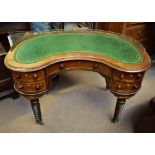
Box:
(4, 31, 151, 125)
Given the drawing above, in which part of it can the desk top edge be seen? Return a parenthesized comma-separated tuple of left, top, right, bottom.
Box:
(4, 31, 151, 73)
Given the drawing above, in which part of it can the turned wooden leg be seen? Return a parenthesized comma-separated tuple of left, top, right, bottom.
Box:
(30, 98, 44, 125)
(112, 98, 126, 123)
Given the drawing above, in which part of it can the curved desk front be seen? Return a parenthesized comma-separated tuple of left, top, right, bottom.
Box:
(5, 31, 151, 125)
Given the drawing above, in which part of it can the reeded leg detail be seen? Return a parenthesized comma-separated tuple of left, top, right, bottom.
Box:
(112, 98, 126, 123)
(30, 98, 44, 125)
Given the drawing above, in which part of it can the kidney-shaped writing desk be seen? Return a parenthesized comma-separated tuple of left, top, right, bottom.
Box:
(4, 31, 151, 125)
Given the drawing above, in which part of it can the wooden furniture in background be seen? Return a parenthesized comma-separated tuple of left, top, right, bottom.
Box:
(93, 22, 155, 54)
(0, 33, 16, 99)
(5, 31, 151, 125)
(0, 22, 30, 34)
(0, 22, 30, 99)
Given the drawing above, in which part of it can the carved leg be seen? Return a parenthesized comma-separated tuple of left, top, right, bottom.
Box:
(112, 98, 126, 123)
(30, 98, 44, 125)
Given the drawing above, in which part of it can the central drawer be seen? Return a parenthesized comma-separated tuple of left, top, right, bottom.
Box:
(47, 60, 111, 78)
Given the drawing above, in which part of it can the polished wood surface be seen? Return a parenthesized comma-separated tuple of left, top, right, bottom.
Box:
(4, 31, 151, 125)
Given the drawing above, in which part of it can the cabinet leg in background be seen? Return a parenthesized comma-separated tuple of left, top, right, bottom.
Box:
(11, 91, 20, 99)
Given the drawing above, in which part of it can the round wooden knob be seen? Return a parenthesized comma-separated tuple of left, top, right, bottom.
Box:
(117, 84, 122, 89)
(36, 85, 40, 90)
(120, 73, 125, 79)
(60, 63, 64, 69)
(137, 74, 142, 79)
(126, 84, 130, 88)
(18, 84, 23, 89)
(133, 84, 139, 89)
(15, 74, 21, 79)
(27, 84, 31, 88)
(25, 74, 28, 77)
(94, 63, 99, 69)
(33, 74, 38, 79)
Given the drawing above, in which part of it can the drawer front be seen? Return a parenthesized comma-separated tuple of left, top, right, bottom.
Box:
(112, 70, 144, 82)
(47, 60, 111, 77)
(124, 25, 149, 40)
(110, 70, 145, 94)
(15, 80, 46, 93)
(109, 80, 142, 93)
(47, 60, 97, 75)
(13, 70, 45, 83)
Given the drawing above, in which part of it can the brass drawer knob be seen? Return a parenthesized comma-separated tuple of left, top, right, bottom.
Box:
(15, 74, 21, 79)
(36, 85, 41, 90)
(129, 74, 133, 78)
(18, 84, 23, 89)
(33, 73, 38, 79)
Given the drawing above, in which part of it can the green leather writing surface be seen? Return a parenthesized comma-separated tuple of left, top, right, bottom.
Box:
(13, 33, 143, 64)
